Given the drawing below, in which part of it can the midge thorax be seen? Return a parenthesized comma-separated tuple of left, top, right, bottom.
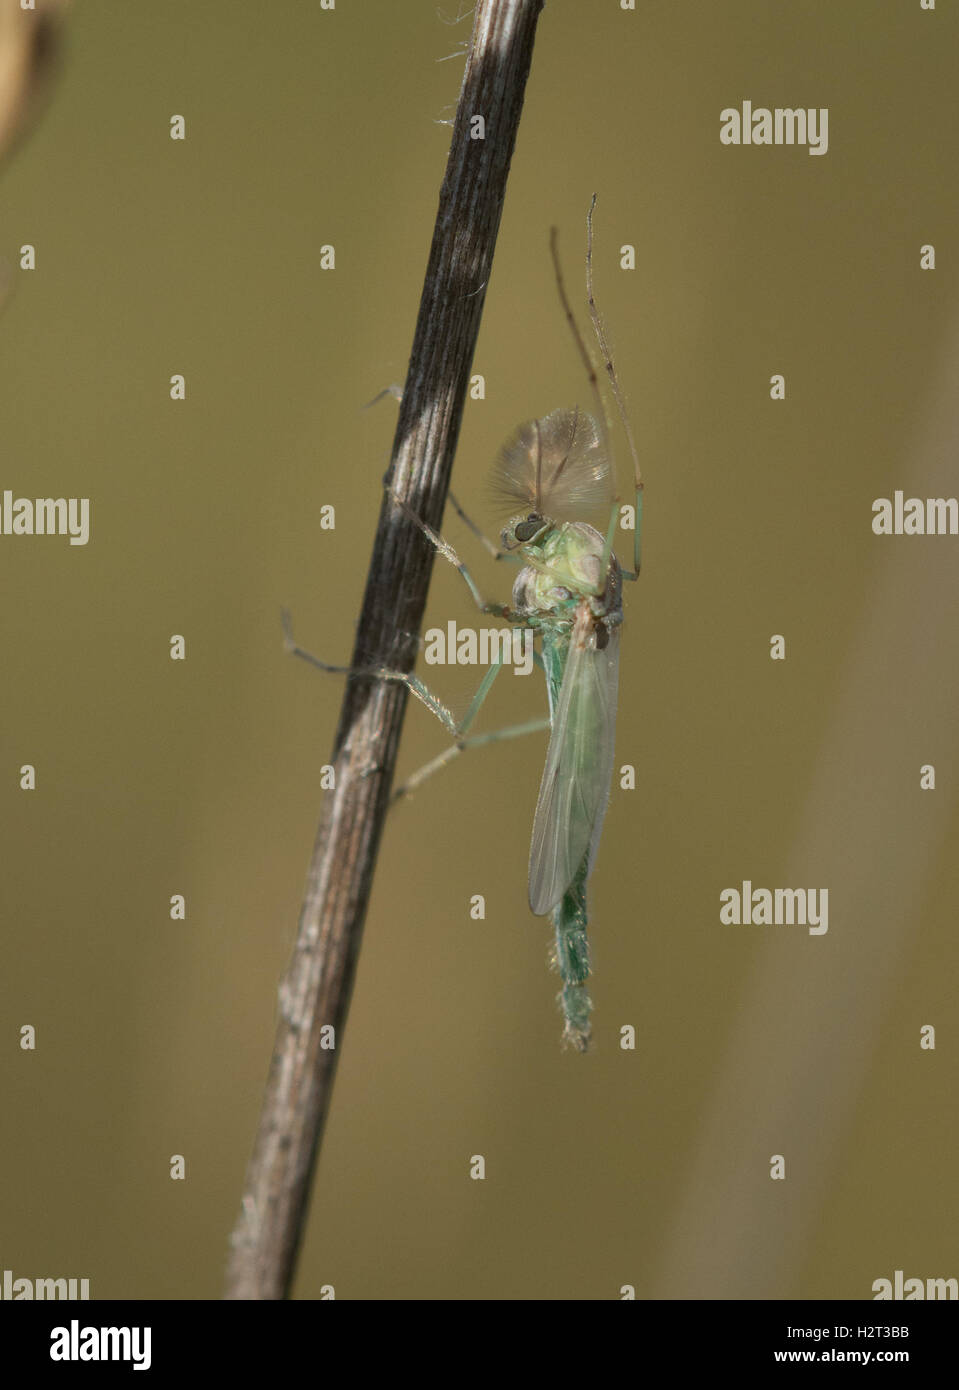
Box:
(284, 197, 643, 1051)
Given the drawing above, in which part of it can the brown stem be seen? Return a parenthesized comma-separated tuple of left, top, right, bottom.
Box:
(223, 0, 545, 1300)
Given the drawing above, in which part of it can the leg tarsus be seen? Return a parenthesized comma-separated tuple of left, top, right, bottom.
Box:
(281, 609, 460, 735)
(364, 383, 404, 410)
(282, 608, 352, 675)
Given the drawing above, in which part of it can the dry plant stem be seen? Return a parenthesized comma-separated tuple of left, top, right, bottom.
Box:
(224, 0, 545, 1301)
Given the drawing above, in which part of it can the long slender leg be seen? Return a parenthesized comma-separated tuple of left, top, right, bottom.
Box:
(585, 195, 644, 579)
(363, 383, 404, 410)
(392, 715, 550, 802)
(283, 611, 536, 751)
(549, 221, 613, 513)
(605, 486, 642, 583)
(284, 609, 549, 803)
(286, 609, 548, 805)
(446, 491, 520, 565)
(366, 383, 518, 566)
(621, 488, 642, 583)
(388, 490, 522, 621)
(457, 654, 506, 735)
(550, 210, 642, 590)
(282, 609, 460, 736)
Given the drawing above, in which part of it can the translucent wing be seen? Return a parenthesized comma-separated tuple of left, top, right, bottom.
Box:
(528, 608, 620, 916)
(490, 407, 613, 521)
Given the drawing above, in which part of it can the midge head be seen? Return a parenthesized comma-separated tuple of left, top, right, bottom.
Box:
(493, 405, 612, 552)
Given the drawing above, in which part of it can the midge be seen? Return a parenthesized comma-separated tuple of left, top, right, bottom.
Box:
(285, 197, 643, 1051)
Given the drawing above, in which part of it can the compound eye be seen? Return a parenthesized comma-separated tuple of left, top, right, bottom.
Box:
(514, 514, 543, 543)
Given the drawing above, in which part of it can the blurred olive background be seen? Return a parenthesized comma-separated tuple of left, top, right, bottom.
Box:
(1, 0, 957, 1301)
